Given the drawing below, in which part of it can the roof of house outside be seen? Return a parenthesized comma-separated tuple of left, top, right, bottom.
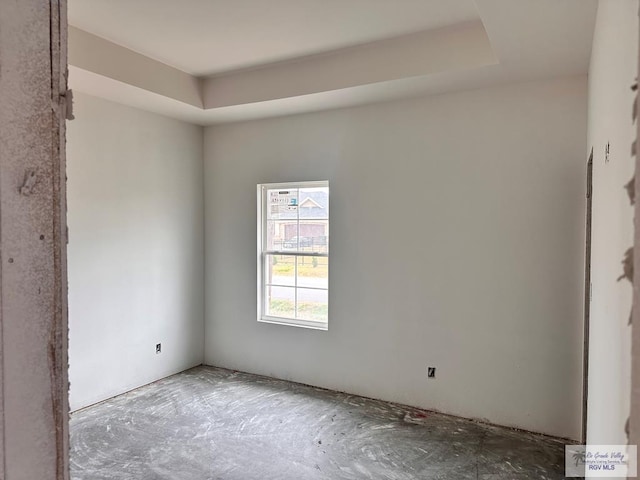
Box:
(275, 190, 328, 220)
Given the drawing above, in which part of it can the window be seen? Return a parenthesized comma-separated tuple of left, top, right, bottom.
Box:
(257, 181, 329, 330)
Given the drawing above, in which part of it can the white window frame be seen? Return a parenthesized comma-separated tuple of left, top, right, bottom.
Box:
(257, 180, 329, 330)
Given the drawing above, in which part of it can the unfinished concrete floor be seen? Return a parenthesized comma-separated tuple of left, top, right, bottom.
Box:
(70, 366, 567, 480)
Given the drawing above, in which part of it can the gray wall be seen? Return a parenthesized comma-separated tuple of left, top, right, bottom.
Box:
(67, 92, 205, 411)
(586, 0, 638, 446)
(203, 77, 588, 440)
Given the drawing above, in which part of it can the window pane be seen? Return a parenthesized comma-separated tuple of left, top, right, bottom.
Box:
(267, 188, 298, 220)
(281, 223, 303, 251)
(299, 187, 328, 220)
(266, 188, 298, 251)
(298, 219, 328, 253)
(260, 182, 329, 326)
(296, 288, 328, 322)
(298, 186, 328, 253)
(265, 285, 296, 319)
(265, 254, 295, 286)
(297, 256, 328, 289)
(267, 219, 300, 251)
(265, 220, 280, 251)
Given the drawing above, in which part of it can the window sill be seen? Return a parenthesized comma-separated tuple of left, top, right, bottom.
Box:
(259, 315, 328, 331)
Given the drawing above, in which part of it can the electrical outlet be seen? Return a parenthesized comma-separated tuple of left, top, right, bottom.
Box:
(427, 367, 436, 378)
(156, 343, 161, 354)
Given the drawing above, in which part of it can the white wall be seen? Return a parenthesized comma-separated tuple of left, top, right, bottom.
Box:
(204, 77, 588, 440)
(587, 0, 639, 446)
(67, 92, 205, 411)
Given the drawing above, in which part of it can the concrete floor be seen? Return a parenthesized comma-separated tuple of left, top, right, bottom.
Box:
(70, 366, 568, 480)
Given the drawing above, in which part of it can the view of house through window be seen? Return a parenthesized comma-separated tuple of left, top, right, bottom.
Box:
(258, 181, 329, 329)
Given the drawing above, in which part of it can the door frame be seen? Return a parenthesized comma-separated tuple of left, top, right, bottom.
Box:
(0, 1, 69, 478)
(583, 148, 593, 444)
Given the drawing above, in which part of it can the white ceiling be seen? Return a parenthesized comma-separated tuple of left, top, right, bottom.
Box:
(68, 0, 480, 76)
(67, 0, 598, 125)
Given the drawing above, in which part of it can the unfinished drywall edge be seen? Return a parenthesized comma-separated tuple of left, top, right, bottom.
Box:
(53, 1, 71, 477)
(631, 0, 640, 461)
(0, 0, 69, 478)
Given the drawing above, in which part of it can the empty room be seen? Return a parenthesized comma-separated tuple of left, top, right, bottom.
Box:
(55, 0, 638, 478)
